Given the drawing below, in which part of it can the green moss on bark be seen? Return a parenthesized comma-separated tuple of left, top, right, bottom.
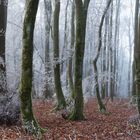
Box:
(68, 91, 85, 120)
(68, 0, 90, 121)
(0, 1, 7, 94)
(20, 0, 45, 136)
(53, 0, 66, 110)
(134, 15, 140, 114)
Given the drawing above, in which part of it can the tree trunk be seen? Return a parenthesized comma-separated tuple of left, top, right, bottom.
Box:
(61, 0, 69, 75)
(93, 0, 112, 112)
(68, 0, 90, 121)
(43, 0, 53, 99)
(20, 0, 43, 135)
(68, 2, 75, 98)
(0, 0, 7, 94)
(132, 63, 136, 96)
(113, 0, 121, 96)
(104, 4, 109, 98)
(93, 61, 106, 112)
(101, 13, 107, 99)
(109, 1, 114, 101)
(135, 14, 140, 114)
(132, 0, 139, 97)
(127, 18, 132, 97)
(53, 0, 66, 110)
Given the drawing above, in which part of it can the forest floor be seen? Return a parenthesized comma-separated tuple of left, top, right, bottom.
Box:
(0, 98, 140, 140)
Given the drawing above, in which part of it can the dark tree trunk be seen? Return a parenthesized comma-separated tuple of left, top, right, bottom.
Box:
(68, 2, 75, 98)
(132, 0, 139, 97)
(135, 14, 140, 114)
(93, 0, 112, 112)
(20, 0, 43, 135)
(53, 0, 66, 110)
(0, 0, 7, 94)
(68, 0, 90, 121)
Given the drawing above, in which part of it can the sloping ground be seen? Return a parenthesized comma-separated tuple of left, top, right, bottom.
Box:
(0, 98, 139, 140)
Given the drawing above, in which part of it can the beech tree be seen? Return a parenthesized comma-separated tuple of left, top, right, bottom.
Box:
(0, 0, 7, 94)
(61, 0, 69, 75)
(43, 0, 53, 99)
(135, 13, 140, 114)
(93, 0, 112, 112)
(52, 0, 66, 109)
(68, 0, 90, 120)
(68, 1, 75, 97)
(20, 0, 43, 134)
(132, 0, 139, 97)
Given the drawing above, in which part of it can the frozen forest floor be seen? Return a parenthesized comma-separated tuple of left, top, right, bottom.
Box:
(0, 98, 140, 140)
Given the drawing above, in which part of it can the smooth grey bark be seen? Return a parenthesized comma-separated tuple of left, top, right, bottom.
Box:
(61, 0, 69, 75)
(114, 0, 121, 96)
(101, 8, 108, 99)
(128, 19, 133, 97)
(109, 1, 114, 101)
(43, 0, 53, 99)
(102, 1, 110, 98)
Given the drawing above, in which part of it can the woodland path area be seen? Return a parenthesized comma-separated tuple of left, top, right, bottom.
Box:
(0, 98, 139, 140)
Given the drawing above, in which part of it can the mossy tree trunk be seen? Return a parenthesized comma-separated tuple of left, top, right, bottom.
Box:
(93, 0, 112, 113)
(135, 14, 140, 114)
(0, 0, 7, 94)
(132, 0, 139, 97)
(68, 0, 90, 121)
(68, 2, 75, 98)
(53, 0, 66, 110)
(20, 0, 43, 135)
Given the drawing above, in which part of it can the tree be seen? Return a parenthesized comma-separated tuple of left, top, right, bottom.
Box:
(61, 0, 69, 75)
(127, 16, 133, 97)
(43, 0, 53, 99)
(113, 0, 121, 96)
(135, 13, 140, 114)
(68, 0, 90, 120)
(52, 0, 66, 109)
(20, 0, 43, 135)
(0, 0, 7, 94)
(93, 0, 112, 112)
(68, 1, 75, 97)
(109, 1, 114, 101)
(132, 0, 139, 97)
